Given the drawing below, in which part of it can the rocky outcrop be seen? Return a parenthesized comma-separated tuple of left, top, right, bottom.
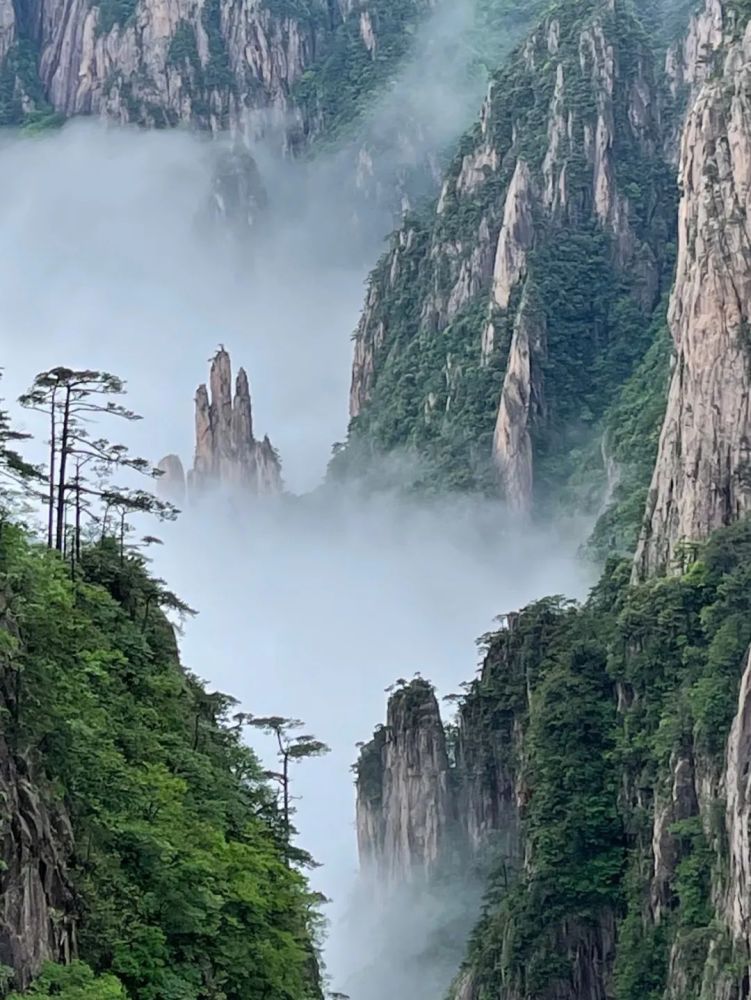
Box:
(356, 679, 456, 884)
(491, 160, 535, 312)
(356, 619, 528, 884)
(156, 454, 187, 506)
(359, 607, 620, 1000)
(27, 0, 333, 130)
(492, 289, 546, 513)
(0, 596, 76, 991)
(0, 733, 76, 989)
(635, 5, 751, 577)
(190, 348, 282, 495)
(158, 349, 282, 503)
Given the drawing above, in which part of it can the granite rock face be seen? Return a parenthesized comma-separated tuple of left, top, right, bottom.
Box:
(635, 7, 751, 576)
(25, 0, 333, 131)
(355, 679, 456, 885)
(346, 0, 670, 510)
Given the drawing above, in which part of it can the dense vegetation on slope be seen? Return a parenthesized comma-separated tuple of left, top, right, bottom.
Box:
(447, 517, 751, 998)
(334, 0, 678, 530)
(0, 38, 61, 131)
(292, 0, 548, 147)
(0, 519, 322, 1000)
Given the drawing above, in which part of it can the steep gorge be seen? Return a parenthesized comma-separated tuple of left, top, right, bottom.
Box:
(6, 0, 751, 996)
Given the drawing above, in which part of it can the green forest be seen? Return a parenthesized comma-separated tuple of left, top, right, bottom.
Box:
(0, 379, 324, 1000)
(4, 0, 751, 997)
(450, 514, 751, 998)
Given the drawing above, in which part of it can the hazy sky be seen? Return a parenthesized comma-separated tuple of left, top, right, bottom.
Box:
(0, 122, 369, 493)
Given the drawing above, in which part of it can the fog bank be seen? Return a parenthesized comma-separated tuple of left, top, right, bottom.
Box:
(153, 488, 593, 995)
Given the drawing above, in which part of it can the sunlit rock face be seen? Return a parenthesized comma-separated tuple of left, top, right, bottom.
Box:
(29, 0, 333, 132)
(635, 5, 751, 577)
(158, 348, 282, 503)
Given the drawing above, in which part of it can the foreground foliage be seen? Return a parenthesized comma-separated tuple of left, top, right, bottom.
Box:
(0, 522, 321, 1000)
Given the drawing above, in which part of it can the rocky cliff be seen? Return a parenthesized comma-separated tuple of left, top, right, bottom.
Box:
(0, 0, 440, 158)
(0, 0, 388, 131)
(0, 594, 76, 991)
(635, 0, 751, 576)
(339, 0, 676, 505)
(357, 522, 751, 1000)
(350, 3, 751, 996)
(158, 348, 282, 502)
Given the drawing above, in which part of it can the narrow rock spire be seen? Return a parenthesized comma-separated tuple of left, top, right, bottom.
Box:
(159, 349, 282, 503)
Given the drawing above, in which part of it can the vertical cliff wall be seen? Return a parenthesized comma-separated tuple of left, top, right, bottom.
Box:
(635, 2, 751, 576)
(0, 0, 438, 148)
(0, 594, 76, 991)
(355, 679, 457, 884)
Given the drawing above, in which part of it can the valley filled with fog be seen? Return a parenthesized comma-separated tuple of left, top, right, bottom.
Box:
(0, 9, 594, 991)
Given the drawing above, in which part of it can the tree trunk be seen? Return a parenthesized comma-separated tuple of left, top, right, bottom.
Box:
(74, 462, 81, 564)
(55, 386, 71, 552)
(283, 751, 290, 845)
(47, 385, 56, 549)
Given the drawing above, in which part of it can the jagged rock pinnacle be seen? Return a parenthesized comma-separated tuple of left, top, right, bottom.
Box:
(158, 350, 282, 503)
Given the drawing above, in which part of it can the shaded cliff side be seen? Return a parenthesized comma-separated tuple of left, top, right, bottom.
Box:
(355, 678, 457, 883)
(0, 595, 76, 991)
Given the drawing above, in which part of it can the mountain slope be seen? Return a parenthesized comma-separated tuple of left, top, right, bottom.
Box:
(357, 522, 751, 1000)
(336, 0, 677, 508)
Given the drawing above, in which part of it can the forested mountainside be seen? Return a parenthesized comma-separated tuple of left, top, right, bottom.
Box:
(358, 517, 751, 1000)
(0, 0, 539, 143)
(0, 365, 324, 999)
(334, 0, 704, 539)
(5, 0, 751, 996)
(354, 2, 751, 998)
(0, 0, 426, 132)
